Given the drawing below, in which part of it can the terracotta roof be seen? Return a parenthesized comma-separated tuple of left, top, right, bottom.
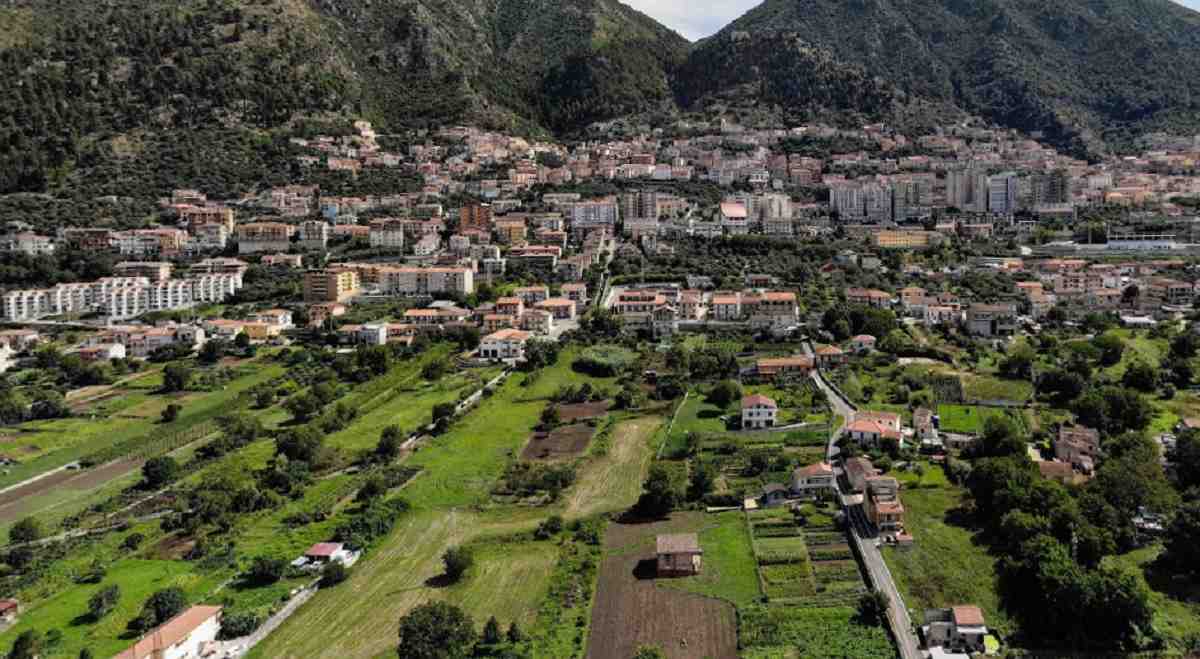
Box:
(847, 419, 901, 439)
(816, 345, 844, 355)
(793, 462, 834, 478)
(114, 605, 222, 659)
(852, 335, 876, 342)
(742, 394, 777, 409)
(656, 533, 702, 555)
(0, 599, 17, 614)
(485, 329, 532, 341)
(952, 605, 986, 627)
(875, 500, 905, 515)
(306, 542, 343, 558)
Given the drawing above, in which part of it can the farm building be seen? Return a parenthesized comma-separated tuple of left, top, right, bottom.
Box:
(114, 605, 223, 659)
(656, 533, 703, 577)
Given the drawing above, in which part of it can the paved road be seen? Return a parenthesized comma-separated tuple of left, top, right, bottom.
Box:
(807, 356, 923, 659)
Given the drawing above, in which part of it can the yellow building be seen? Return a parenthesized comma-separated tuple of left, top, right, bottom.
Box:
(871, 230, 941, 250)
(303, 269, 360, 303)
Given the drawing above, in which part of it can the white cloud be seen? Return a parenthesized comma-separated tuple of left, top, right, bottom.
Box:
(623, 0, 1200, 41)
(621, 0, 760, 40)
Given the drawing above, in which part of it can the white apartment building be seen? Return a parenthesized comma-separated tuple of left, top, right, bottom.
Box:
(380, 267, 475, 296)
(2, 273, 243, 321)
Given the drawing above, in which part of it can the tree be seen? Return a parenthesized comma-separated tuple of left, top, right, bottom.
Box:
(79, 649, 94, 659)
(1092, 332, 1126, 367)
(129, 587, 186, 634)
(422, 360, 447, 381)
(998, 342, 1035, 380)
(442, 546, 473, 583)
(432, 402, 457, 425)
(199, 339, 225, 364)
(707, 380, 743, 409)
(688, 461, 717, 501)
(1163, 501, 1200, 576)
(87, 584, 120, 621)
(162, 363, 193, 392)
(142, 456, 180, 488)
(397, 602, 475, 659)
(1171, 332, 1199, 360)
(161, 403, 182, 423)
(376, 425, 403, 462)
(856, 589, 889, 625)
(481, 616, 502, 646)
(285, 392, 321, 422)
(6, 630, 42, 659)
(1122, 361, 1158, 392)
(972, 415, 1025, 458)
(253, 385, 277, 409)
(320, 561, 348, 588)
(248, 556, 287, 585)
(357, 476, 387, 503)
(505, 622, 524, 644)
(9, 516, 42, 545)
(635, 464, 680, 518)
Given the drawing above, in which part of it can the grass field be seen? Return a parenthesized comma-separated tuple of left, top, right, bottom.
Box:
(252, 354, 633, 659)
(662, 390, 728, 457)
(0, 559, 224, 659)
(564, 416, 661, 518)
(880, 470, 1013, 638)
(451, 540, 560, 630)
(666, 511, 761, 606)
(936, 404, 1015, 435)
(1106, 544, 1200, 651)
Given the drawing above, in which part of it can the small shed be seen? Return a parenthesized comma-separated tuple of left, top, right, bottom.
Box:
(761, 483, 790, 507)
(656, 534, 703, 577)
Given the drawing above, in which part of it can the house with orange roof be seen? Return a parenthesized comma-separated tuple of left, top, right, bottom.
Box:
(814, 344, 847, 368)
(741, 394, 778, 429)
(752, 356, 815, 382)
(480, 328, 532, 361)
(114, 605, 223, 659)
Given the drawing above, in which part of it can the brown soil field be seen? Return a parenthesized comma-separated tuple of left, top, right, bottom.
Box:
(586, 513, 737, 659)
(556, 400, 611, 422)
(0, 459, 143, 522)
(521, 423, 594, 461)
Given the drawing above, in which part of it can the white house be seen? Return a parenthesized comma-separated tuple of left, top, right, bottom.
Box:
(252, 308, 294, 328)
(790, 462, 835, 498)
(115, 605, 222, 659)
(922, 606, 989, 654)
(480, 329, 532, 361)
(302, 542, 352, 565)
(741, 394, 778, 429)
(850, 334, 877, 353)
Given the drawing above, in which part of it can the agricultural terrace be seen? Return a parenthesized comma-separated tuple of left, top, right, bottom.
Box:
(0, 344, 488, 658)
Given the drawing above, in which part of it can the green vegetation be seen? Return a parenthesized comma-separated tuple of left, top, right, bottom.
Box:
(665, 512, 760, 606)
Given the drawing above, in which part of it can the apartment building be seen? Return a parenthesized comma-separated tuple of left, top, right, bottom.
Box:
(380, 267, 475, 296)
(303, 269, 360, 304)
(2, 274, 242, 321)
(236, 222, 295, 254)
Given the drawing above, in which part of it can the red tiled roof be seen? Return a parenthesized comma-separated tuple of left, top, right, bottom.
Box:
(114, 606, 222, 659)
(742, 394, 777, 409)
(952, 605, 986, 627)
(306, 542, 342, 558)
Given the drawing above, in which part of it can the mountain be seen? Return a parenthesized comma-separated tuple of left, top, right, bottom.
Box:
(679, 0, 1200, 155)
(0, 0, 688, 198)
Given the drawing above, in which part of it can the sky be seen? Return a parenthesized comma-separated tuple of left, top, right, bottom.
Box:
(623, 0, 1200, 41)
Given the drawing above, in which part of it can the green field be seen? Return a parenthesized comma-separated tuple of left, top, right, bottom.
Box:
(936, 404, 1015, 435)
(252, 353, 631, 659)
(880, 469, 1013, 638)
(665, 511, 761, 606)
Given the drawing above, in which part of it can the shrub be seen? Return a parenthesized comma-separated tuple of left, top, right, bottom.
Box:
(218, 612, 262, 639)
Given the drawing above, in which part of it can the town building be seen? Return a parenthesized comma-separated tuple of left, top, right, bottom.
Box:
(303, 269, 360, 304)
(114, 605, 223, 659)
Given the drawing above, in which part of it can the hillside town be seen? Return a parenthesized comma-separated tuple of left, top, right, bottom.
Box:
(1, 115, 1200, 659)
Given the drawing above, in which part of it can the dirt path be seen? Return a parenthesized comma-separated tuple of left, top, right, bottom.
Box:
(565, 416, 662, 519)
